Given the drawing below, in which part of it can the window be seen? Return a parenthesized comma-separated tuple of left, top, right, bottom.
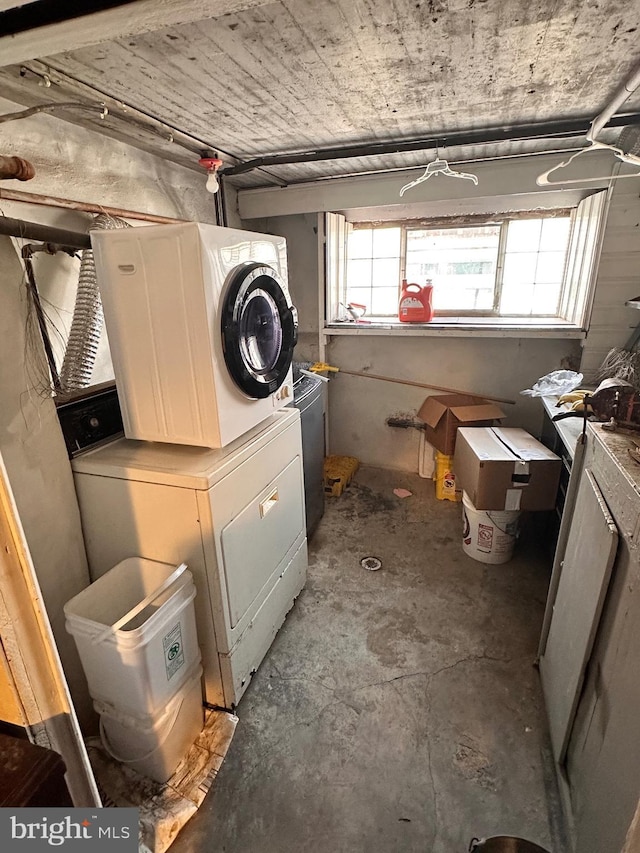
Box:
(404, 224, 500, 312)
(326, 191, 607, 329)
(344, 216, 572, 319)
(345, 226, 401, 315)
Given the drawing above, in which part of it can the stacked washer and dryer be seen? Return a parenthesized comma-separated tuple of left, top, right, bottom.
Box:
(70, 223, 308, 709)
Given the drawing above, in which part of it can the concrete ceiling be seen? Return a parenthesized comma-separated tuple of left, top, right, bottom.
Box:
(1, 0, 640, 189)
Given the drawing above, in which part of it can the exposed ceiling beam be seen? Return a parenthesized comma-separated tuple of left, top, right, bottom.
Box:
(0, 0, 269, 68)
(236, 150, 616, 221)
(223, 113, 640, 176)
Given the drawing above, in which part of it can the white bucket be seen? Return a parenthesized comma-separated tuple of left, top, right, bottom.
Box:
(462, 491, 520, 565)
(64, 557, 199, 714)
(96, 664, 204, 783)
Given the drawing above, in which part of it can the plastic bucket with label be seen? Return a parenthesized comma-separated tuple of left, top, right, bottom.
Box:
(96, 663, 204, 783)
(64, 557, 199, 714)
(462, 492, 520, 565)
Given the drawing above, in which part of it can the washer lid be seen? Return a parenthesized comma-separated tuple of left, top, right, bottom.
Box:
(221, 262, 297, 399)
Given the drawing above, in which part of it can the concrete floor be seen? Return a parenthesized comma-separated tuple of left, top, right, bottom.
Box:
(173, 467, 557, 853)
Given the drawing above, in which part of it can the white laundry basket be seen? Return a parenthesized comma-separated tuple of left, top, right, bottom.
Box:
(64, 557, 199, 714)
(95, 664, 204, 783)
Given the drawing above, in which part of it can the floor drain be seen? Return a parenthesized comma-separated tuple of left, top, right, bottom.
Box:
(360, 556, 382, 571)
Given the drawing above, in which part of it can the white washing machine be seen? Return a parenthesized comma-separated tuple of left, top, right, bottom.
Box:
(91, 222, 297, 448)
(71, 407, 307, 709)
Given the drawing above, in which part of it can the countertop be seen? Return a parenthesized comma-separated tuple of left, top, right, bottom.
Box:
(589, 422, 640, 500)
(542, 395, 640, 492)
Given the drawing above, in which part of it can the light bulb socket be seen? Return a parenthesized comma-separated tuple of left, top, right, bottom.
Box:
(199, 157, 223, 171)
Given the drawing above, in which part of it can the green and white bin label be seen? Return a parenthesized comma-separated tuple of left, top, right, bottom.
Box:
(163, 622, 185, 680)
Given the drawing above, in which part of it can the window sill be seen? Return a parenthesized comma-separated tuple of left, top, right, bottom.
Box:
(324, 318, 586, 339)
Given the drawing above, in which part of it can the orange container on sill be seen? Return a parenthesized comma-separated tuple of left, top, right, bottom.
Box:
(399, 279, 434, 323)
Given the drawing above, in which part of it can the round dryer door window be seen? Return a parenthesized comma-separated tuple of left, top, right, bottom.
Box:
(221, 261, 298, 399)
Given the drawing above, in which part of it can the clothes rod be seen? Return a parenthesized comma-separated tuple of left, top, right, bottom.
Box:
(0, 215, 90, 249)
(0, 187, 186, 224)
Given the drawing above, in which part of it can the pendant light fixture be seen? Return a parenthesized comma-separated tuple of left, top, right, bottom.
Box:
(198, 156, 223, 193)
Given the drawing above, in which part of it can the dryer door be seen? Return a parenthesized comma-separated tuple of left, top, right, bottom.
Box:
(221, 262, 297, 399)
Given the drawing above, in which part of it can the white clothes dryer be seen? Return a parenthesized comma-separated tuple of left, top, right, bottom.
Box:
(91, 222, 297, 448)
(71, 407, 307, 710)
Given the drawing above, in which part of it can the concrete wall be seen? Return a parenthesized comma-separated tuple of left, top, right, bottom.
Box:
(324, 335, 579, 471)
(0, 97, 217, 726)
(240, 152, 640, 471)
(249, 212, 321, 363)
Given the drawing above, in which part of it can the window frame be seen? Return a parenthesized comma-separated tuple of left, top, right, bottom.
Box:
(347, 210, 575, 320)
(325, 190, 608, 334)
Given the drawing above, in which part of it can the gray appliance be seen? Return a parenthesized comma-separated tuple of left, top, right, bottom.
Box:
(292, 365, 325, 538)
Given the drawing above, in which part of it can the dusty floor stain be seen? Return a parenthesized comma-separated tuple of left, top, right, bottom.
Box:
(172, 466, 556, 853)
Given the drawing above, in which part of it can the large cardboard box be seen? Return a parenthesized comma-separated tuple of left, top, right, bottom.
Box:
(417, 394, 505, 455)
(454, 427, 561, 511)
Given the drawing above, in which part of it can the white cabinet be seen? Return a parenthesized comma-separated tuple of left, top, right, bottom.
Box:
(540, 468, 618, 762)
(540, 423, 640, 852)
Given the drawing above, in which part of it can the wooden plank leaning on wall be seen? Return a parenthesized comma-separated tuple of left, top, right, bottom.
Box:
(0, 452, 100, 806)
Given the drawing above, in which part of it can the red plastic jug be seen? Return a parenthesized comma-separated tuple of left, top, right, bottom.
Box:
(399, 279, 434, 323)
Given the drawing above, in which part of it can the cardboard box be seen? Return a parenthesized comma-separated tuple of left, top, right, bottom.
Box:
(417, 394, 505, 455)
(453, 427, 561, 511)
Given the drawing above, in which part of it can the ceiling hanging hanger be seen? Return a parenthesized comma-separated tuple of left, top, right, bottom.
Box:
(536, 61, 640, 186)
(536, 138, 640, 186)
(399, 143, 479, 196)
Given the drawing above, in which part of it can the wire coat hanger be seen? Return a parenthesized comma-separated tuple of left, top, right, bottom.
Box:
(399, 157, 479, 196)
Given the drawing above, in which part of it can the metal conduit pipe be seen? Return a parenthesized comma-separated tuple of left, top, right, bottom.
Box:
(589, 62, 640, 142)
(222, 112, 640, 176)
(0, 155, 35, 181)
(0, 215, 90, 248)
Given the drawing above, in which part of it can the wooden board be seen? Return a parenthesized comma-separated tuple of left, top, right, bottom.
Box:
(0, 645, 25, 727)
(88, 708, 238, 853)
(540, 468, 618, 763)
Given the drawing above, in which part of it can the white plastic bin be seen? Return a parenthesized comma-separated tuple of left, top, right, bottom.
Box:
(462, 491, 521, 565)
(96, 664, 204, 783)
(64, 557, 199, 714)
